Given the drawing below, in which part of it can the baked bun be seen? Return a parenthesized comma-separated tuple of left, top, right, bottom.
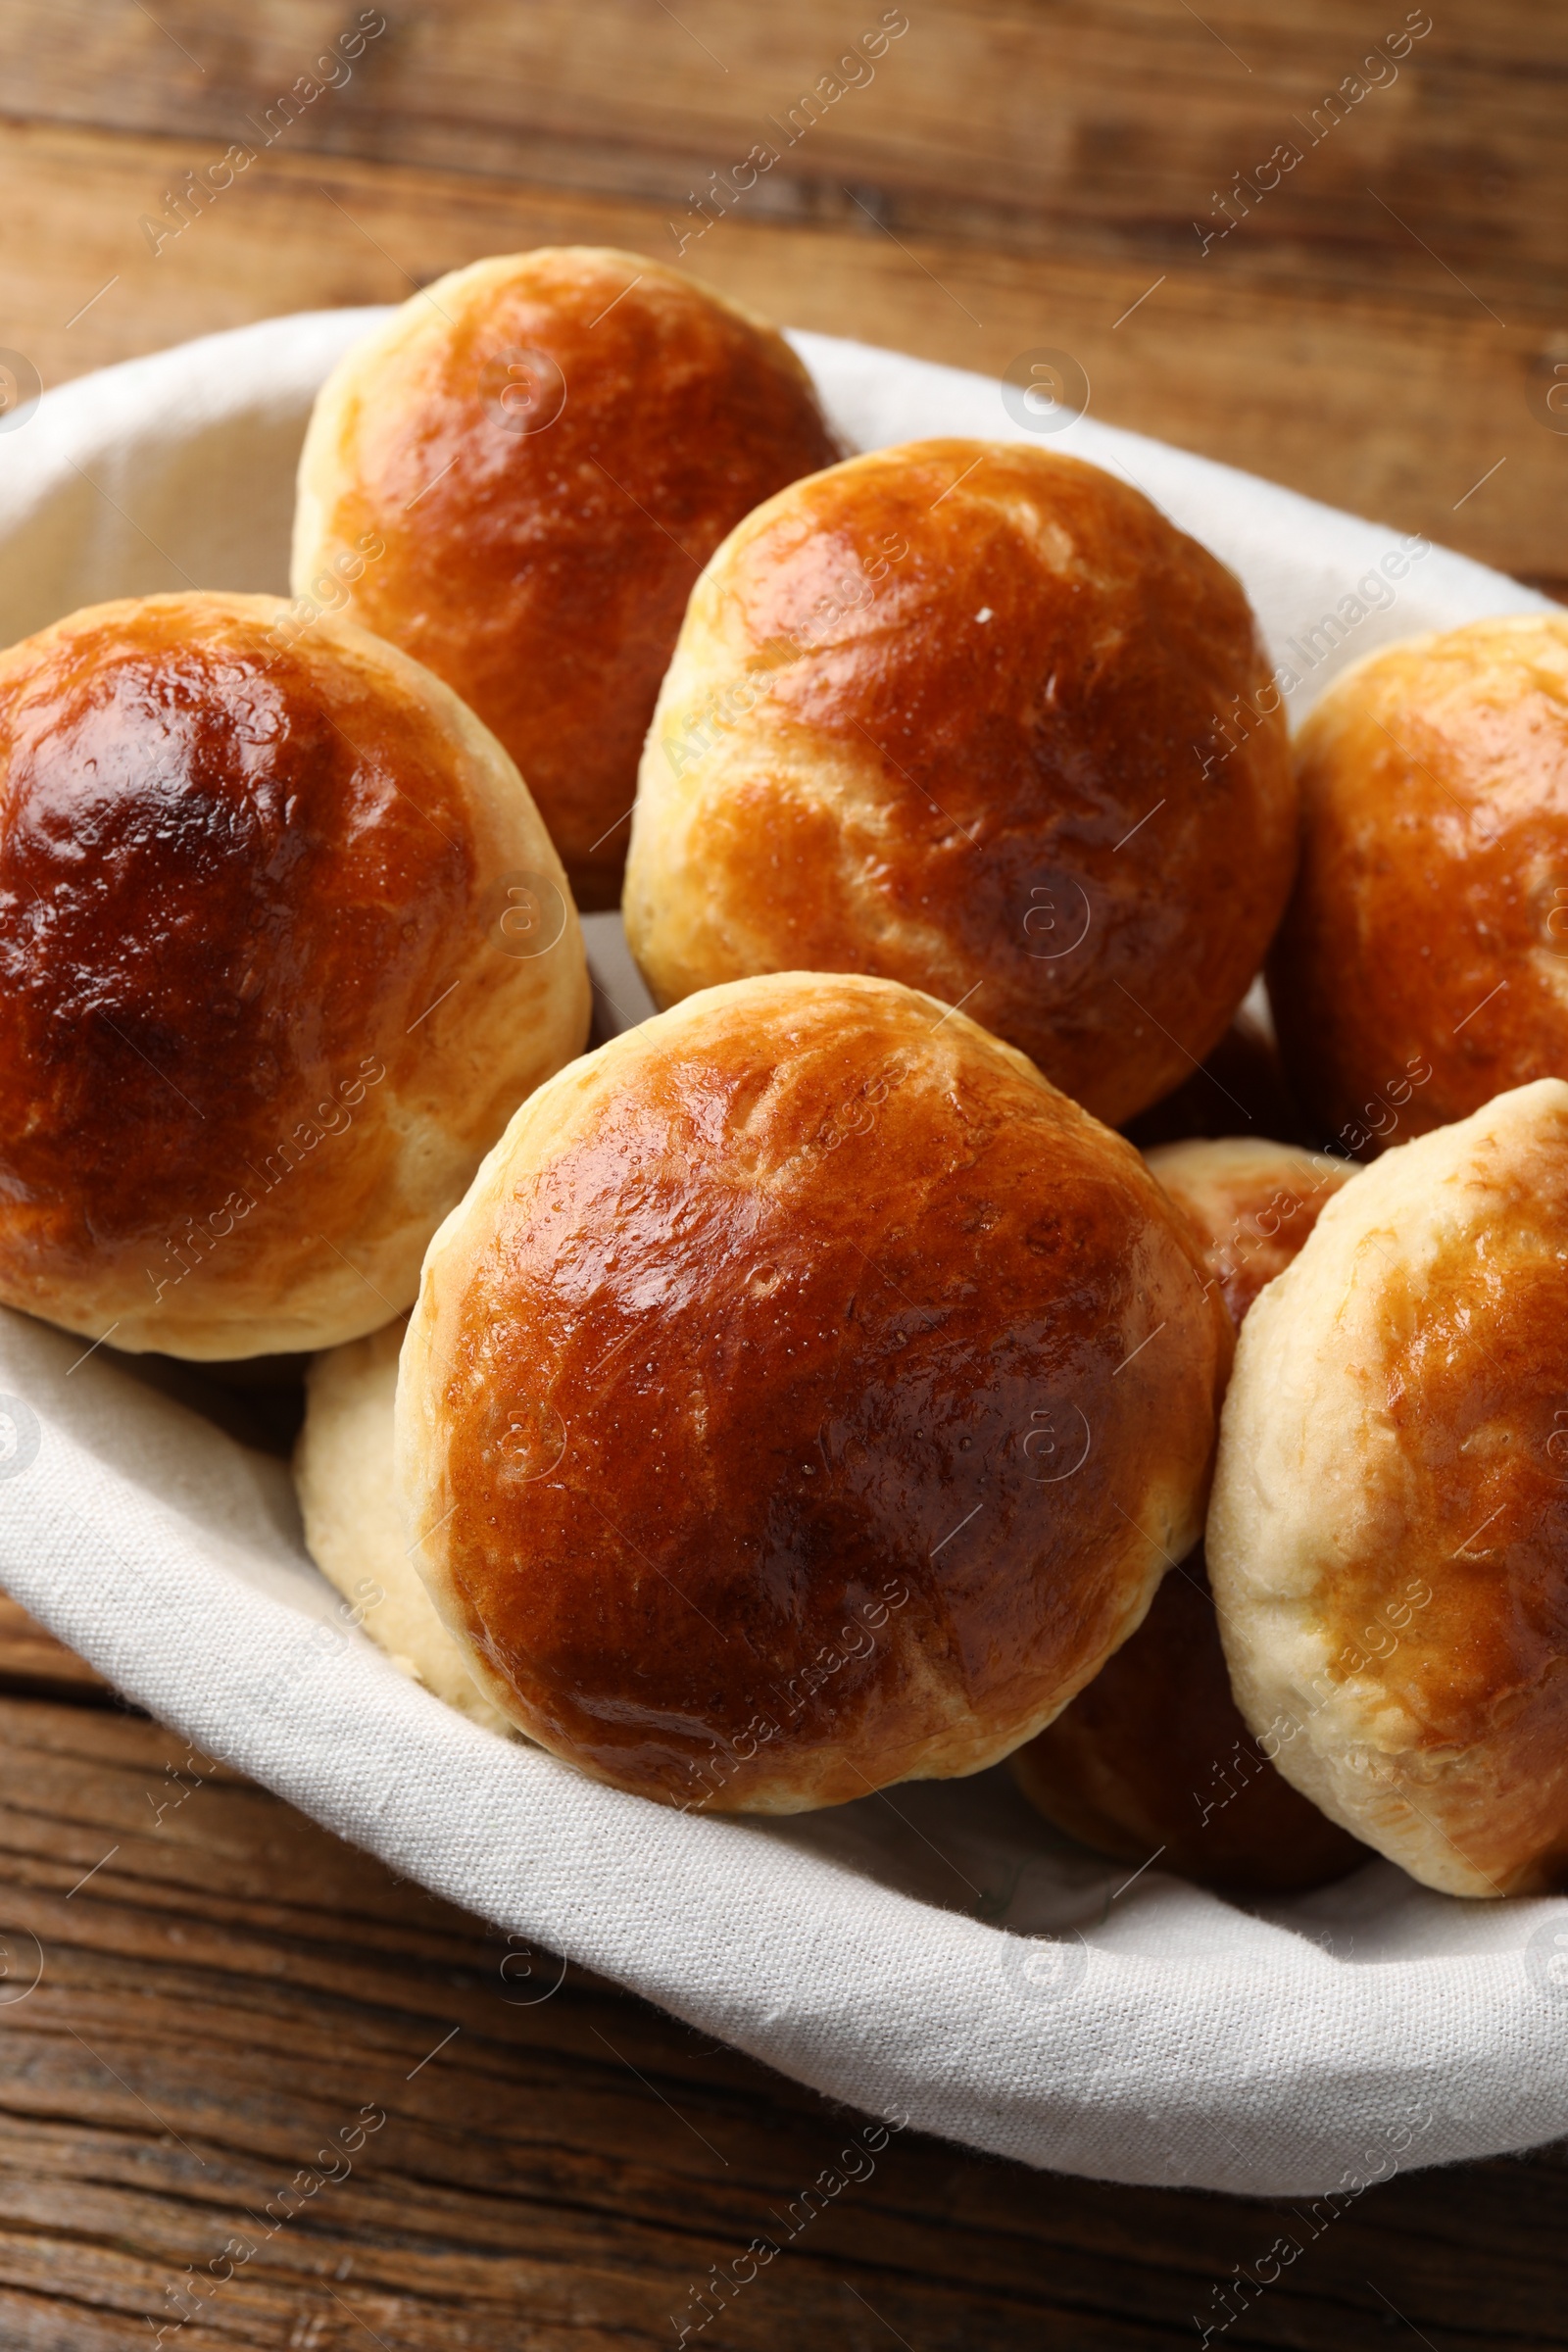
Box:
(295, 1323, 510, 1732)
(623, 439, 1296, 1125)
(1011, 1134, 1364, 1890)
(397, 971, 1233, 1811)
(292, 247, 839, 910)
(0, 593, 588, 1358)
(1010, 1549, 1368, 1892)
(1144, 1135, 1355, 1325)
(1270, 613, 1568, 1152)
(1208, 1079, 1568, 1896)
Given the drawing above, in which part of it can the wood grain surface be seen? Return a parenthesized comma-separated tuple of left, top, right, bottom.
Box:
(4, 3, 1568, 2342)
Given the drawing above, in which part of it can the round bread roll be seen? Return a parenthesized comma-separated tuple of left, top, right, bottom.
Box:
(0, 593, 589, 1358)
(1144, 1135, 1355, 1326)
(295, 1323, 511, 1732)
(622, 438, 1296, 1125)
(1208, 1079, 1568, 1896)
(292, 247, 840, 910)
(397, 971, 1233, 1811)
(1011, 1134, 1364, 1891)
(1270, 613, 1568, 1152)
(1010, 1550, 1368, 1892)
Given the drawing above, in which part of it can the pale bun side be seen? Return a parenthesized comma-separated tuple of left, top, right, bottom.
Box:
(295, 1322, 513, 1733)
(1208, 1078, 1568, 1896)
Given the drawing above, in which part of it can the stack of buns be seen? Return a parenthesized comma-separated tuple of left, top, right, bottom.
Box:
(8, 245, 1567, 1902)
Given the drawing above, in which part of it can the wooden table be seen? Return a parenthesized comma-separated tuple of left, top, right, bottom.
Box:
(3, 4, 1566, 2342)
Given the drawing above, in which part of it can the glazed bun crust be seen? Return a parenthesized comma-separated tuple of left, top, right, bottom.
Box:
(293, 247, 839, 909)
(1145, 1135, 1356, 1326)
(1208, 1080, 1568, 1896)
(1010, 1550, 1368, 1892)
(397, 972, 1232, 1812)
(624, 439, 1296, 1124)
(1270, 614, 1568, 1151)
(0, 594, 588, 1357)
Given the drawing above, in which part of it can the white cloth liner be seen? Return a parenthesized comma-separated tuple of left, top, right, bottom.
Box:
(0, 311, 1563, 2197)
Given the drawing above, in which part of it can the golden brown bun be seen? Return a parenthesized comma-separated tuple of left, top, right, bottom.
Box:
(293, 248, 839, 910)
(623, 438, 1296, 1124)
(0, 593, 589, 1358)
(1144, 1135, 1356, 1326)
(295, 1324, 512, 1733)
(1208, 1079, 1568, 1897)
(1010, 1551, 1369, 1893)
(1270, 613, 1568, 1153)
(396, 971, 1233, 1812)
(1011, 1133, 1364, 1891)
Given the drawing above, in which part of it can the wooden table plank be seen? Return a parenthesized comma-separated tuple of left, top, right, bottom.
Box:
(4, 0, 1564, 312)
(0, 1691, 1564, 2350)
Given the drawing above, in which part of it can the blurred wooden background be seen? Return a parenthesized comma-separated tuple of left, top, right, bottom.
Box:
(4, 3, 1568, 2345)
